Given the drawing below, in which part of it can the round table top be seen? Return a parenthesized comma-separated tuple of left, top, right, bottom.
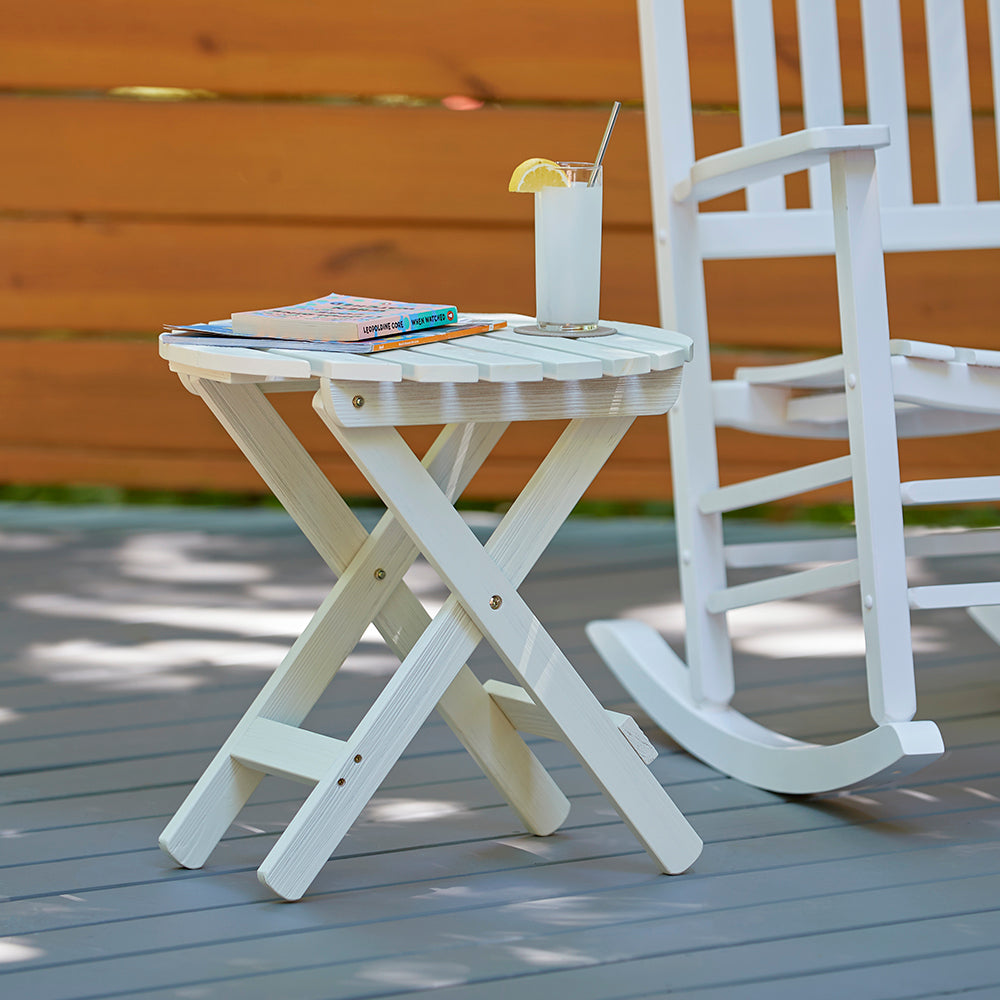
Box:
(159, 313, 692, 385)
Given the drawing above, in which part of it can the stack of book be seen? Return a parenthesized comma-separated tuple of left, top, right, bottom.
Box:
(162, 292, 506, 354)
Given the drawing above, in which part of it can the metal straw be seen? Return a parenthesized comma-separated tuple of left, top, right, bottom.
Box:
(588, 101, 622, 186)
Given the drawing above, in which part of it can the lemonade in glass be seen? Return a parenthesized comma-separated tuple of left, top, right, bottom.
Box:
(509, 158, 613, 337)
(534, 162, 602, 333)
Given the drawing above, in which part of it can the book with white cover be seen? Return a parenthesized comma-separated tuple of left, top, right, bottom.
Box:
(229, 292, 458, 342)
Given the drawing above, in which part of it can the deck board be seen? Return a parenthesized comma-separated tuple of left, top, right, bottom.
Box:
(1, 504, 999, 998)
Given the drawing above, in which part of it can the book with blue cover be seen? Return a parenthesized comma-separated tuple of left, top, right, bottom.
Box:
(229, 292, 459, 342)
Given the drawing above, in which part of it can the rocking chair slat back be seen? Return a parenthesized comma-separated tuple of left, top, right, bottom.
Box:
(859, 0, 914, 207)
(733, 0, 785, 211)
(697, 0, 1000, 254)
(990, 1, 1000, 176)
(795, 0, 843, 210)
(925, 0, 978, 204)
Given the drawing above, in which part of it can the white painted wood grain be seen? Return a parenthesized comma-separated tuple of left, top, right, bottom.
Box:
(732, 0, 785, 211)
(159, 385, 569, 877)
(230, 719, 347, 785)
(318, 369, 683, 428)
(482, 680, 658, 766)
(323, 421, 702, 883)
(485, 329, 652, 377)
(796, 0, 843, 210)
(461, 335, 604, 381)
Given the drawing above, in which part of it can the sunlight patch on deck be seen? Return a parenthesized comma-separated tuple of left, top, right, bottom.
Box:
(358, 959, 470, 990)
(0, 706, 23, 725)
(621, 598, 947, 657)
(0, 531, 60, 552)
(0, 939, 44, 964)
(26, 638, 289, 690)
(15, 592, 313, 637)
(506, 944, 598, 968)
(366, 797, 466, 823)
(16, 591, 446, 651)
(116, 532, 273, 584)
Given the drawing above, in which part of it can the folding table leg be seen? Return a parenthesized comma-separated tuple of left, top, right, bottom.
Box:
(259, 411, 657, 898)
(257, 589, 502, 899)
(160, 381, 569, 871)
(315, 417, 703, 885)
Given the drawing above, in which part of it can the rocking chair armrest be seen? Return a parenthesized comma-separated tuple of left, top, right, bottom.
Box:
(673, 124, 891, 204)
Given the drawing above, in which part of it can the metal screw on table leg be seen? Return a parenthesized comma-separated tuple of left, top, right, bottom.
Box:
(373, 568, 386, 581)
(337, 778, 346, 786)
(489, 595, 503, 610)
(354, 754, 363, 763)
(352, 395, 365, 408)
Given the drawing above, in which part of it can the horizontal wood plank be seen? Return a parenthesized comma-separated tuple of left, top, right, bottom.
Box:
(0, 218, 546, 331)
(4, 99, 996, 223)
(2, 340, 998, 502)
(2, 1, 995, 111)
(0, 0, 644, 102)
(0, 97, 651, 224)
(4, 219, 998, 356)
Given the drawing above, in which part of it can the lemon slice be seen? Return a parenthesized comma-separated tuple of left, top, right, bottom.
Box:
(508, 157, 571, 193)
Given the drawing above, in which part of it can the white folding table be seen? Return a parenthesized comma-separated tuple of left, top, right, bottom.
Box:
(157, 315, 701, 900)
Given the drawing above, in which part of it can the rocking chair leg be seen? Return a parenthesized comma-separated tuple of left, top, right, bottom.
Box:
(830, 149, 918, 726)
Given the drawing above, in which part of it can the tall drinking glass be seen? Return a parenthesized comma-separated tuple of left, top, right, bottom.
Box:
(519, 162, 615, 337)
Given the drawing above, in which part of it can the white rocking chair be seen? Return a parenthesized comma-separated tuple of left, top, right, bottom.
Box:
(588, 0, 1000, 794)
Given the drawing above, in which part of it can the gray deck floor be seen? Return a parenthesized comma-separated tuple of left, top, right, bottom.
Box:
(1, 503, 1000, 1000)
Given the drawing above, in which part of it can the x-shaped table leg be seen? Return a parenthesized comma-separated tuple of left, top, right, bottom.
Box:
(244, 401, 701, 899)
(160, 379, 571, 877)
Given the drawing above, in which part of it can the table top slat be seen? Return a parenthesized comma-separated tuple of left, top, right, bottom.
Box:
(601, 334, 690, 370)
(407, 342, 544, 382)
(460, 334, 604, 381)
(485, 329, 653, 377)
(159, 341, 313, 379)
(270, 349, 404, 382)
(612, 322, 696, 359)
(387, 348, 481, 383)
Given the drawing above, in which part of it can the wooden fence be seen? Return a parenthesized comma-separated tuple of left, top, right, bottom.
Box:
(2, 1, 998, 502)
